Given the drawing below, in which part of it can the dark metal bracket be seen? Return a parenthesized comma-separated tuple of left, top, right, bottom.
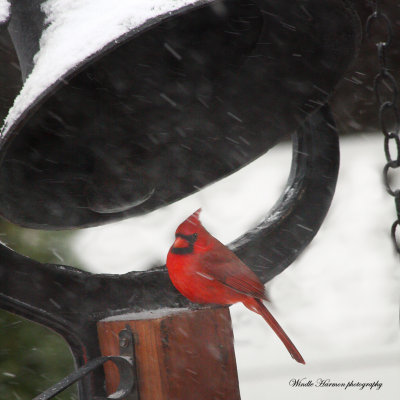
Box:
(32, 355, 134, 400)
(119, 326, 140, 400)
(33, 326, 140, 400)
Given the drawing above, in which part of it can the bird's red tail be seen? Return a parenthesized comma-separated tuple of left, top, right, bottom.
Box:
(244, 298, 305, 364)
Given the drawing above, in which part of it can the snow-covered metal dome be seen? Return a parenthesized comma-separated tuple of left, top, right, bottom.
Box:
(0, 0, 359, 229)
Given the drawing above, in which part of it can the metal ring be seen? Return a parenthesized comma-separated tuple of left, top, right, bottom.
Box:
(391, 220, 400, 254)
(366, 12, 393, 47)
(383, 162, 400, 197)
(384, 133, 400, 166)
(374, 70, 398, 106)
(379, 101, 400, 137)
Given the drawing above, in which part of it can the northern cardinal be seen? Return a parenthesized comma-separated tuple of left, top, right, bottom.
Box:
(166, 209, 305, 364)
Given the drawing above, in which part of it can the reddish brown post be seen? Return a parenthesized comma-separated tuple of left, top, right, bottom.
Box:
(97, 307, 241, 400)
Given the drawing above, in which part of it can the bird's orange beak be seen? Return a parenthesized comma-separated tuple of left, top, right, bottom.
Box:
(173, 236, 187, 248)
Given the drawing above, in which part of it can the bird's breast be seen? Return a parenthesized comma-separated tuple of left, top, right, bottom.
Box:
(166, 253, 244, 305)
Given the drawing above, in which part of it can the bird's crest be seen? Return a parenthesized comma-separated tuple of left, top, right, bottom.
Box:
(176, 208, 202, 235)
(187, 208, 202, 225)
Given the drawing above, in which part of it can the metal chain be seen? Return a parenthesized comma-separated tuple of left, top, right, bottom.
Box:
(366, 0, 400, 253)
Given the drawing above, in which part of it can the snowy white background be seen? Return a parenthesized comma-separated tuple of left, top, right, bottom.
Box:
(73, 134, 400, 400)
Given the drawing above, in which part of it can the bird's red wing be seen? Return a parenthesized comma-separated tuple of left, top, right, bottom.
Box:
(201, 248, 267, 300)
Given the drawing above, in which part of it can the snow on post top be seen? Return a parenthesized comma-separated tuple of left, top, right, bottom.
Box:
(0, 0, 10, 24)
(0, 0, 212, 137)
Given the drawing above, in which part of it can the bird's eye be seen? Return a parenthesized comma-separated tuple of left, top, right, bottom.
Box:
(193, 233, 198, 241)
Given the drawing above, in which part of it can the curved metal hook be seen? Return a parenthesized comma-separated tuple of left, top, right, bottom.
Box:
(232, 105, 339, 282)
(0, 105, 339, 398)
(0, 105, 339, 314)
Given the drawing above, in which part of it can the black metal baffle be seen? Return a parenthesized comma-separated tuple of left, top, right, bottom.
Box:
(0, 0, 361, 399)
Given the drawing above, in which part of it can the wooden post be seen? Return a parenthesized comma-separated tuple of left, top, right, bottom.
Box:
(97, 307, 241, 400)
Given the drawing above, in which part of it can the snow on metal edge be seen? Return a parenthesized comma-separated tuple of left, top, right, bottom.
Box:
(0, 0, 213, 136)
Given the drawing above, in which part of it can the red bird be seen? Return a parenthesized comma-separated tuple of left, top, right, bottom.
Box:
(166, 209, 305, 364)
